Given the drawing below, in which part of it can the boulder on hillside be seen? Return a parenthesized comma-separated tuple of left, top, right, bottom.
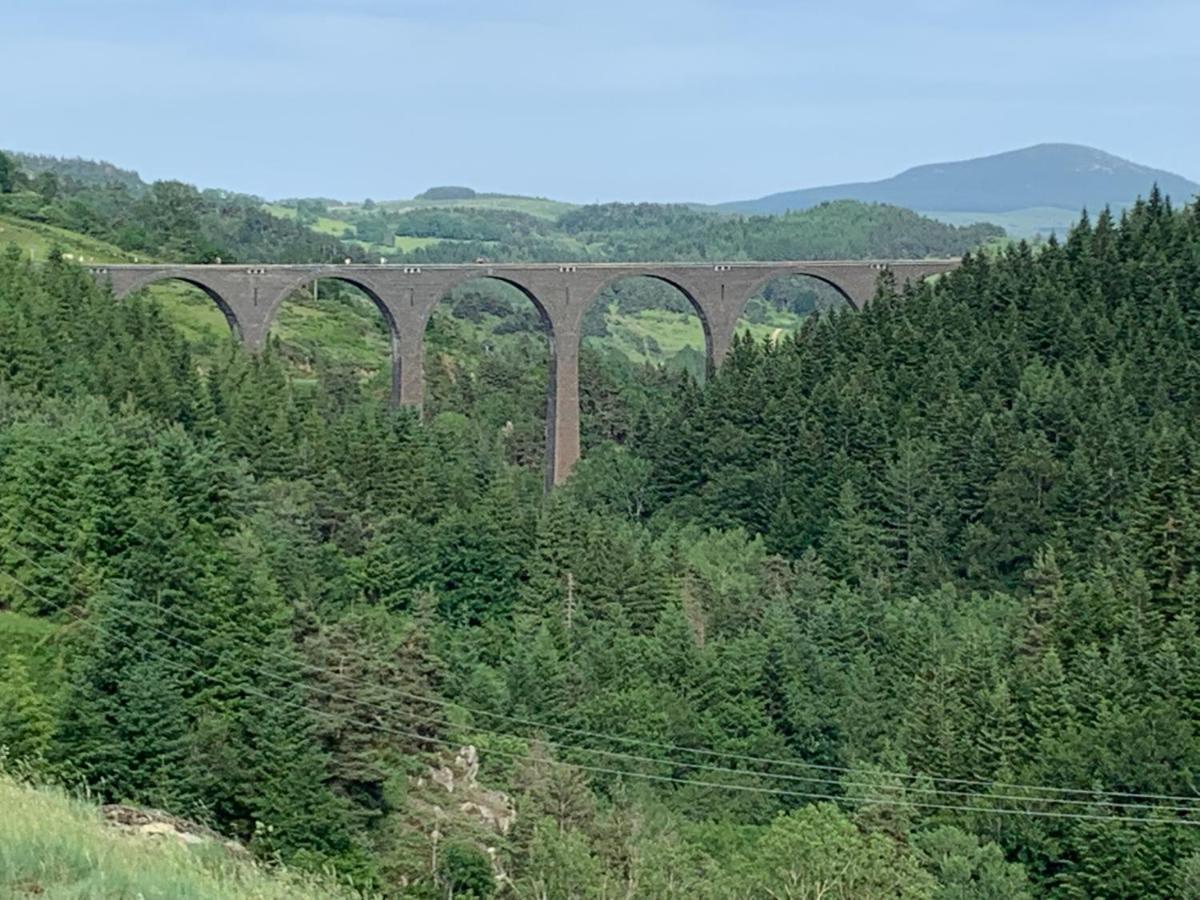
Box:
(100, 803, 244, 853)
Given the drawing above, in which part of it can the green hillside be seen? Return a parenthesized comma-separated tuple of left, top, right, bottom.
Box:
(0, 154, 364, 265)
(263, 202, 355, 239)
(8, 151, 145, 194)
(0, 213, 140, 263)
(0, 777, 357, 899)
(295, 197, 1001, 264)
(5, 150, 985, 375)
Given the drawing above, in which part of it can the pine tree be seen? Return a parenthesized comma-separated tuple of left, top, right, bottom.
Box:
(0, 653, 53, 767)
(52, 589, 196, 811)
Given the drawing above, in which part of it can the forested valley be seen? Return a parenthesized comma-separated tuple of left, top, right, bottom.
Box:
(2, 154, 1200, 896)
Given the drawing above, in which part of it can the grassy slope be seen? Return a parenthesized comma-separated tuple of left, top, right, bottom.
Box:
(143, 282, 232, 356)
(0, 215, 235, 355)
(0, 777, 356, 900)
(128, 283, 394, 380)
(585, 304, 801, 366)
(0, 215, 359, 368)
(262, 206, 456, 255)
(268, 290, 392, 393)
(0, 214, 141, 264)
(391, 235, 444, 251)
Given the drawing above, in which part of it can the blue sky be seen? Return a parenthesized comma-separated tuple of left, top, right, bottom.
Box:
(4, 0, 1197, 203)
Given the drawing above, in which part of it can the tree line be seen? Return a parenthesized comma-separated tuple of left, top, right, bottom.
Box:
(368, 200, 1004, 264)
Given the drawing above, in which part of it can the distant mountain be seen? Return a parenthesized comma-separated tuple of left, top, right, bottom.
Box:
(721, 144, 1200, 219)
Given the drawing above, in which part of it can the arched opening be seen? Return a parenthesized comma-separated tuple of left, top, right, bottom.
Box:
(124, 277, 240, 365)
(424, 277, 553, 473)
(731, 273, 856, 352)
(579, 275, 709, 451)
(267, 277, 396, 405)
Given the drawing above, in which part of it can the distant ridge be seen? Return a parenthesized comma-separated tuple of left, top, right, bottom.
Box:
(9, 151, 146, 195)
(720, 144, 1200, 217)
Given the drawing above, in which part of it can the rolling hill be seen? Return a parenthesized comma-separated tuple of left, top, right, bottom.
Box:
(719, 144, 1200, 236)
(0, 148, 1002, 380)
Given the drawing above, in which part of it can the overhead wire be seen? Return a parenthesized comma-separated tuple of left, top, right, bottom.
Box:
(2, 561, 1196, 828)
(4, 510, 1199, 812)
(3, 508, 1199, 819)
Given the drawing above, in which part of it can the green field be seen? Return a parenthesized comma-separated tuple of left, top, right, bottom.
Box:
(262, 203, 354, 239)
(137, 282, 233, 358)
(391, 234, 445, 251)
(585, 303, 804, 371)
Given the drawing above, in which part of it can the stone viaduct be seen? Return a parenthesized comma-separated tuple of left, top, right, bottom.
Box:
(90, 260, 959, 488)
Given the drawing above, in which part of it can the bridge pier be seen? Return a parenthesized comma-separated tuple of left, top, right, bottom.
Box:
(395, 328, 426, 409)
(545, 333, 581, 489)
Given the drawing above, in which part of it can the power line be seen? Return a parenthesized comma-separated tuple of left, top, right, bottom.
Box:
(20, 539, 1196, 813)
(6, 507, 1199, 807)
(4, 529, 1200, 820)
(4, 508, 1199, 811)
(3, 564, 1195, 828)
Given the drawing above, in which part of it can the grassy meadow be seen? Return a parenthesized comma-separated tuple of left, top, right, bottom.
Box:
(0, 777, 361, 900)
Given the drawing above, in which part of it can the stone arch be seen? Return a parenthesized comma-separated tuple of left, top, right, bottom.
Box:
(723, 268, 865, 354)
(269, 270, 406, 405)
(270, 270, 401, 334)
(741, 267, 865, 314)
(113, 271, 242, 338)
(427, 272, 557, 337)
(421, 273, 559, 487)
(580, 271, 715, 371)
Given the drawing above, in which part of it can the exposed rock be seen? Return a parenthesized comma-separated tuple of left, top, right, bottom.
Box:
(422, 745, 516, 836)
(100, 804, 244, 853)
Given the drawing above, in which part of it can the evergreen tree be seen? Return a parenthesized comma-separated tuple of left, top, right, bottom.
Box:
(0, 653, 53, 767)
